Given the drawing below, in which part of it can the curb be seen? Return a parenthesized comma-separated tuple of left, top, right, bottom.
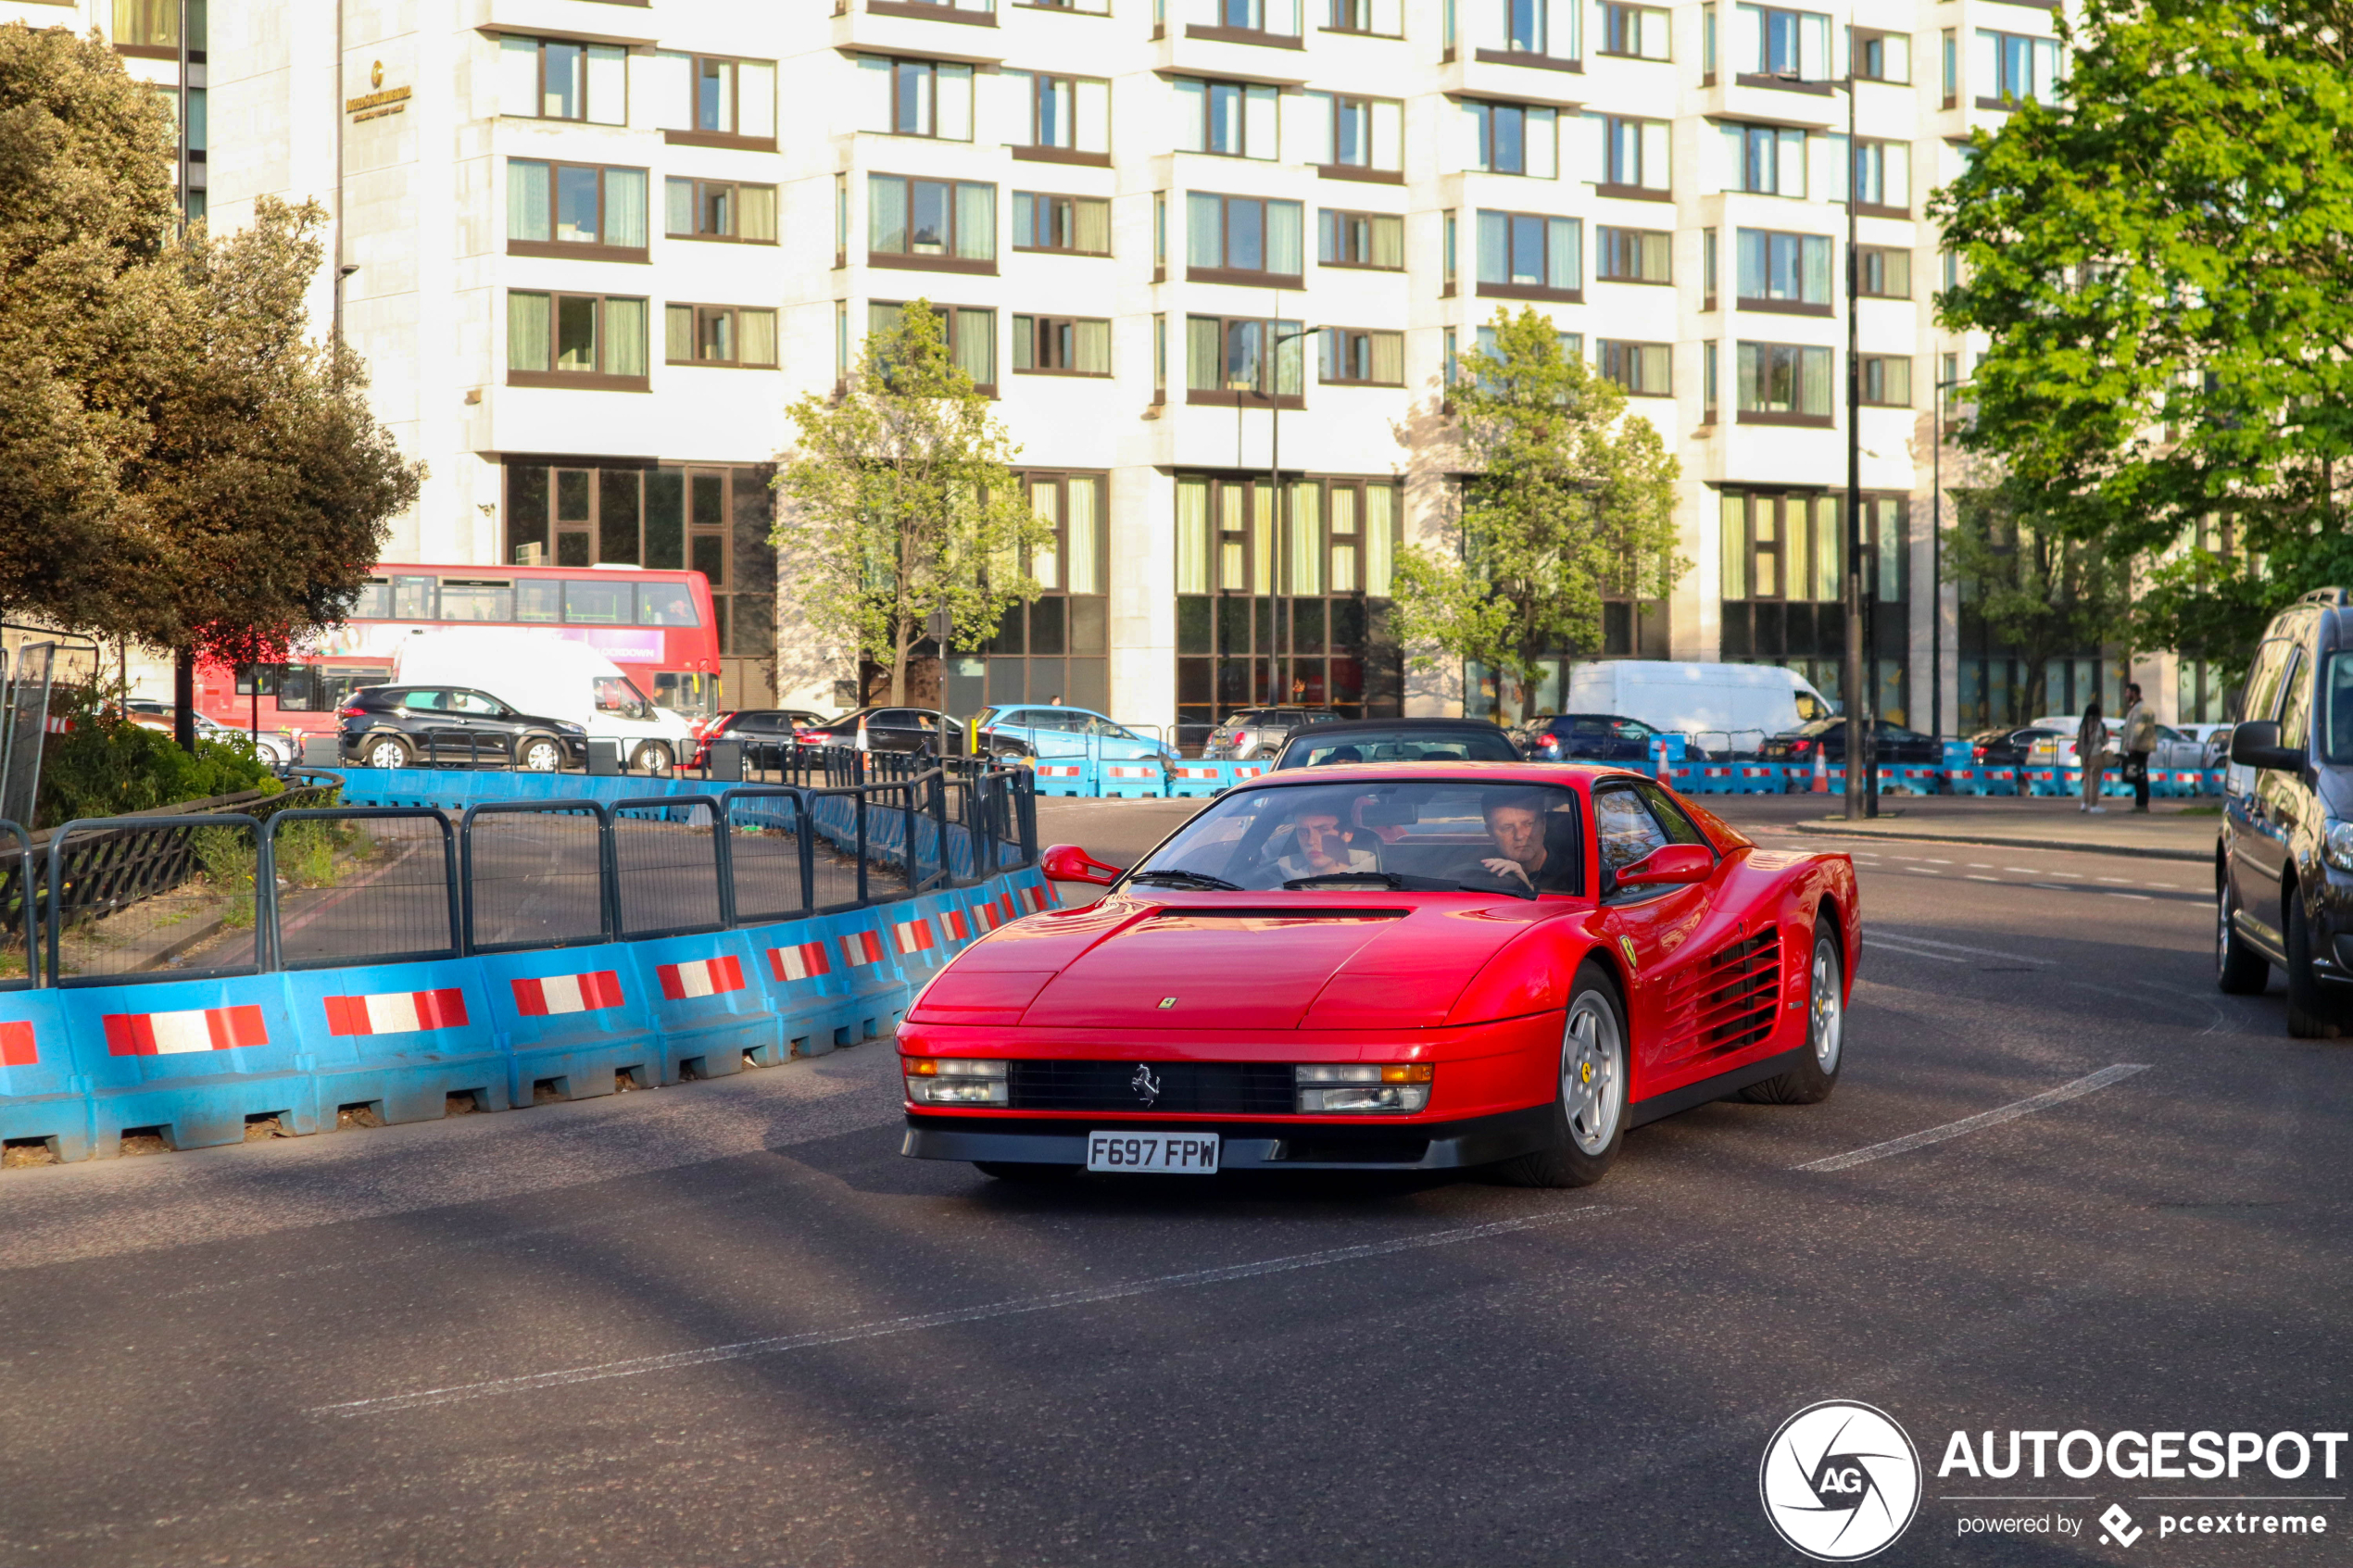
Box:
(1785, 817, 2214, 863)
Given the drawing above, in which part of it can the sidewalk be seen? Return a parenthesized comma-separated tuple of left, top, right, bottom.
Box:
(1768, 798, 2217, 861)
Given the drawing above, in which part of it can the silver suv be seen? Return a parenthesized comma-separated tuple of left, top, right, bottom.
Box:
(1202, 707, 1341, 760)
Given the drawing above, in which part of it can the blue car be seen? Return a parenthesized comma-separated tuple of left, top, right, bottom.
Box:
(975, 704, 1177, 764)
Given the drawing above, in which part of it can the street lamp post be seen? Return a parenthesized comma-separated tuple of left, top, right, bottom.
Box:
(1931, 373, 1966, 748)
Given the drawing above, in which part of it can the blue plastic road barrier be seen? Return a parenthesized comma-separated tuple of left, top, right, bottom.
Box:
(0, 991, 95, 1161)
(63, 974, 318, 1155)
(1098, 763, 1166, 799)
(287, 960, 513, 1123)
(1031, 761, 1093, 798)
(745, 922, 865, 1060)
(1164, 762, 1233, 798)
(817, 908, 914, 1047)
(625, 929, 779, 1084)
(476, 947, 660, 1104)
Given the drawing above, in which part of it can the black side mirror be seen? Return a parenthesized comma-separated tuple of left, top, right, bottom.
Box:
(2230, 720, 2306, 771)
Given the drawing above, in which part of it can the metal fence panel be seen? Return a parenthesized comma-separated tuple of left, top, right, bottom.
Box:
(461, 803, 610, 953)
(265, 808, 460, 970)
(723, 788, 811, 923)
(45, 814, 265, 986)
(612, 796, 725, 938)
(0, 819, 36, 990)
(0, 642, 55, 827)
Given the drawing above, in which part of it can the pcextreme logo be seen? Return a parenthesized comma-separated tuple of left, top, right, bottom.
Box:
(1760, 1400, 1924, 1562)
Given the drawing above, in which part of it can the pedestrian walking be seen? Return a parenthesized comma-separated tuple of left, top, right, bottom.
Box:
(2120, 682, 2158, 813)
(2077, 697, 2108, 813)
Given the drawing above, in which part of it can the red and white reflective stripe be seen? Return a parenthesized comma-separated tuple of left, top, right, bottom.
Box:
(0, 1020, 34, 1067)
(44, 716, 72, 734)
(1036, 764, 1084, 778)
(940, 907, 972, 942)
(103, 1004, 269, 1056)
(1018, 883, 1053, 913)
(510, 972, 624, 1016)
(1172, 764, 1223, 779)
(323, 988, 468, 1036)
(767, 940, 831, 983)
(839, 928, 887, 967)
(1104, 765, 1158, 779)
(975, 894, 1017, 930)
(891, 917, 936, 957)
(657, 955, 745, 1000)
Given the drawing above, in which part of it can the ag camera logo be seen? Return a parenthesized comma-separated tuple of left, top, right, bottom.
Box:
(1760, 1400, 1922, 1561)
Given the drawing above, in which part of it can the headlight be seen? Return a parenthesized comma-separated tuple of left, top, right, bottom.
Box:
(904, 1057, 1009, 1106)
(2326, 822, 2353, 873)
(1296, 1062, 1432, 1113)
(555, 722, 586, 735)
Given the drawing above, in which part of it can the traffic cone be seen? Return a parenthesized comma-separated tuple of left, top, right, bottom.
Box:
(1812, 748, 1828, 793)
(855, 714, 870, 753)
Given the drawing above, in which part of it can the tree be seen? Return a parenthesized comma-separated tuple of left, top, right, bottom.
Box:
(774, 301, 1049, 709)
(1941, 479, 2133, 716)
(1391, 307, 1683, 721)
(1931, 1, 2353, 668)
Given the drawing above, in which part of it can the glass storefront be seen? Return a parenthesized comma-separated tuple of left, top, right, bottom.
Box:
(1718, 487, 1908, 722)
(946, 471, 1111, 716)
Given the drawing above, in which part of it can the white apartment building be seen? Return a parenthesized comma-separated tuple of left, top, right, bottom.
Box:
(12, 0, 2126, 739)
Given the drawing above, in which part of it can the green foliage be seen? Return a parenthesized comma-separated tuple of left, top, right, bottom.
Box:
(188, 826, 257, 928)
(33, 687, 281, 827)
(1943, 481, 2133, 714)
(1931, 1, 2353, 667)
(774, 302, 1051, 707)
(1391, 308, 1684, 720)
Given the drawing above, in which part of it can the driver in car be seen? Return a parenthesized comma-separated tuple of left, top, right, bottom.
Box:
(1480, 793, 1579, 892)
(1274, 807, 1378, 882)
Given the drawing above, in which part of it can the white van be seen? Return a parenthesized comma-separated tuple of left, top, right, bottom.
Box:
(393, 629, 697, 772)
(1559, 661, 1832, 755)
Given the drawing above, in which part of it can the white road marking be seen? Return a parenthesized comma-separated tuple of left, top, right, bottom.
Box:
(2145, 883, 2179, 890)
(2005, 867, 2041, 874)
(311, 1209, 1611, 1418)
(1967, 863, 1994, 870)
(1798, 1064, 2149, 1173)
(1891, 855, 1920, 861)
(1908, 867, 1943, 875)
(1866, 933, 2051, 966)
(1926, 859, 1955, 864)
(1864, 938, 1969, 964)
(1966, 875, 1998, 883)
(2049, 872, 2086, 879)
(2032, 884, 2071, 892)
(2108, 892, 2154, 901)
(2095, 877, 2131, 884)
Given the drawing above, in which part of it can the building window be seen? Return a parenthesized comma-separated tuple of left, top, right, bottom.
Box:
(1736, 229, 1833, 313)
(694, 55, 774, 136)
(1857, 245, 1910, 298)
(1600, 115, 1671, 194)
(1600, 4, 1668, 59)
(1319, 328, 1404, 387)
(664, 305, 779, 368)
(1725, 122, 1807, 196)
(1941, 29, 1958, 107)
(959, 472, 1110, 714)
(508, 161, 648, 259)
(1720, 491, 1840, 604)
(1186, 316, 1306, 405)
(1327, 0, 1403, 37)
(881, 57, 975, 140)
(1155, 192, 1168, 272)
(1860, 354, 1911, 408)
(498, 37, 627, 125)
(1190, 0, 1306, 40)
(1840, 137, 1910, 212)
(507, 292, 650, 389)
(113, 0, 180, 50)
(1303, 92, 1403, 174)
(1475, 209, 1581, 301)
(869, 175, 997, 270)
(1459, 0, 1575, 59)
(1734, 341, 1833, 423)
(870, 301, 997, 392)
(1319, 209, 1404, 270)
(1012, 192, 1112, 254)
(1006, 70, 1111, 158)
(1854, 28, 1908, 83)
(1703, 2, 1717, 80)
(1443, 210, 1458, 293)
(1153, 313, 1167, 401)
(1013, 315, 1112, 375)
(1466, 101, 1557, 178)
(1596, 227, 1670, 286)
(663, 178, 777, 243)
(1476, 323, 1580, 366)
(1703, 227, 1718, 308)
(1599, 340, 1670, 396)
(1173, 79, 1280, 159)
(1731, 4, 1831, 82)
(1978, 30, 2062, 107)
(835, 174, 849, 265)
(1703, 341, 1718, 419)
(1187, 193, 1305, 283)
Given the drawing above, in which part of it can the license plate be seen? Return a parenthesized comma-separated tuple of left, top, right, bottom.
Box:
(1086, 1131, 1221, 1174)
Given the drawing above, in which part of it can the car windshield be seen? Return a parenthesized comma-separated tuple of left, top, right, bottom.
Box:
(1280, 729, 1519, 767)
(1128, 780, 1582, 897)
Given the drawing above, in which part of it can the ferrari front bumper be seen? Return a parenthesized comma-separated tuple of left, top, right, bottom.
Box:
(901, 1106, 1556, 1171)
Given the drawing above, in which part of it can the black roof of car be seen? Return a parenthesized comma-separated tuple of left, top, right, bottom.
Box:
(1283, 717, 1506, 736)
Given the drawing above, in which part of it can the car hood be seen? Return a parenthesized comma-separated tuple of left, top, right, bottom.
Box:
(913, 895, 1561, 1030)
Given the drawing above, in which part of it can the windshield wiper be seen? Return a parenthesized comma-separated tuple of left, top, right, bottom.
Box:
(1127, 869, 1243, 891)
(1282, 872, 1404, 890)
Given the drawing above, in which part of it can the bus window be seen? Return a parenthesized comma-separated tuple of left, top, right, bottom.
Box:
(440, 579, 515, 621)
(637, 583, 700, 626)
(393, 576, 436, 620)
(594, 676, 653, 720)
(515, 579, 560, 622)
(564, 578, 632, 625)
(653, 671, 715, 717)
(233, 666, 280, 696)
(355, 578, 393, 619)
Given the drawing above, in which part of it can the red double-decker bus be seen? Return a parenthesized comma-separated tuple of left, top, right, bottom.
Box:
(194, 563, 723, 741)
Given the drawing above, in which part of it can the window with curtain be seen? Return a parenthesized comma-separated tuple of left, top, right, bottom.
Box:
(868, 303, 996, 388)
(1735, 342, 1833, 422)
(1860, 355, 1911, 407)
(663, 179, 778, 243)
(1842, 138, 1910, 210)
(1004, 69, 1111, 154)
(1596, 226, 1671, 283)
(885, 57, 974, 140)
(1011, 192, 1111, 255)
(1186, 194, 1304, 282)
(1600, 116, 1670, 193)
(1176, 478, 1212, 594)
(505, 161, 648, 255)
(1725, 122, 1806, 195)
(1171, 79, 1279, 159)
(1733, 4, 1831, 80)
(1599, 340, 1671, 396)
(1475, 210, 1581, 299)
(1013, 315, 1112, 375)
(1735, 229, 1832, 312)
(509, 293, 649, 386)
(1857, 246, 1910, 298)
(1298, 92, 1403, 173)
(1185, 316, 1304, 401)
(683, 56, 776, 138)
(1855, 29, 1908, 82)
(868, 175, 997, 269)
(664, 305, 779, 367)
(1466, 101, 1556, 178)
(497, 37, 628, 125)
(1599, 3, 1668, 59)
(1319, 329, 1405, 387)
(113, 0, 178, 48)
(1978, 29, 2062, 107)
(1319, 210, 1404, 270)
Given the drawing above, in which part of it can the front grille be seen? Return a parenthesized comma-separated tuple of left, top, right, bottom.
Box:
(1694, 929, 1781, 1054)
(1006, 1060, 1296, 1115)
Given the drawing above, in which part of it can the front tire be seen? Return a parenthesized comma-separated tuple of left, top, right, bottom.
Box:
(520, 737, 565, 772)
(363, 735, 411, 770)
(2216, 871, 2269, 995)
(1744, 918, 1845, 1105)
(2284, 891, 2344, 1039)
(630, 741, 673, 775)
(1495, 960, 1628, 1188)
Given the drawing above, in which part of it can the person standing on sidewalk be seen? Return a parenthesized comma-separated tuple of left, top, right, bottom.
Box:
(2120, 682, 2158, 813)
(2077, 697, 2108, 813)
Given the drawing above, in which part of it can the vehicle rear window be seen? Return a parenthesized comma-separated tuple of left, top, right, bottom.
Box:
(1282, 729, 1517, 767)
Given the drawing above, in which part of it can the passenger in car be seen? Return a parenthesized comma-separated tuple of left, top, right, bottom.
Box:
(1274, 808, 1379, 882)
(1480, 793, 1580, 892)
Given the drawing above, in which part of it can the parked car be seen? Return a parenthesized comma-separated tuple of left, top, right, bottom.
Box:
(1965, 725, 2064, 770)
(127, 709, 296, 766)
(691, 708, 834, 767)
(2026, 717, 2206, 772)
(798, 708, 1034, 763)
(976, 704, 1176, 763)
(1202, 707, 1342, 760)
(337, 685, 586, 771)
(2217, 589, 2353, 1035)
(1760, 718, 1943, 767)
(1550, 661, 1832, 756)
(393, 630, 696, 774)
(1272, 718, 1517, 769)
(1515, 713, 1687, 764)
(900, 763, 1860, 1186)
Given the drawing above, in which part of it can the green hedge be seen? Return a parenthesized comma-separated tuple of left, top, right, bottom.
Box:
(33, 690, 283, 828)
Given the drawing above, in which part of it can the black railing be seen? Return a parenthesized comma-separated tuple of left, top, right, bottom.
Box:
(6, 764, 1037, 988)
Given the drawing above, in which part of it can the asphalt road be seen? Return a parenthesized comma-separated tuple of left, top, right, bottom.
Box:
(4, 796, 2349, 1567)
